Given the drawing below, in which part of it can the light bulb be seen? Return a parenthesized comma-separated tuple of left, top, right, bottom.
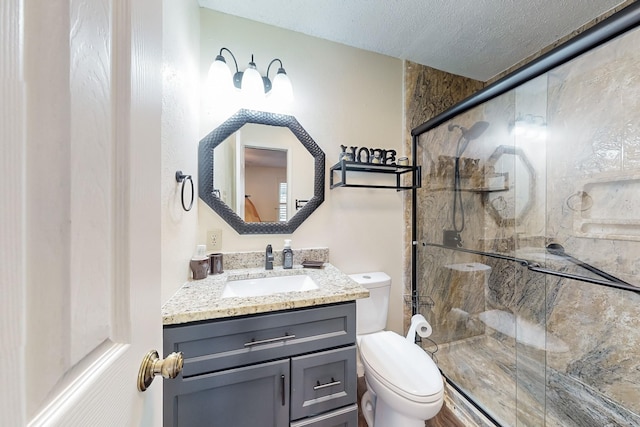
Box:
(270, 71, 294, 108)
(207, 56, 233, 94)
(513, 121, 527, 136)
(241, 63, 265, 108)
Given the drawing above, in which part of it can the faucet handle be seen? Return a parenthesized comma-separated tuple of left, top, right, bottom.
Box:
(265, 244, 274, 270)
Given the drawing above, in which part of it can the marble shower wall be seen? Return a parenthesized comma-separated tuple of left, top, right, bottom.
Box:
(411, 20, 640, 427)
(541, 24, 640, 421)
(402, 62, 484, 332)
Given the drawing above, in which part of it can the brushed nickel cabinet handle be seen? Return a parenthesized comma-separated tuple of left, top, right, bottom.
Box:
(313, 377, 341, 390)
(244, 333, 295, 347)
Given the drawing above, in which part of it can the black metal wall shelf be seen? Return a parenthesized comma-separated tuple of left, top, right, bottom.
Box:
(330, 161, 421, 191)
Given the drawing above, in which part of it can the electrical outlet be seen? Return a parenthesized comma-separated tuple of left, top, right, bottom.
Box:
(206, 229, 222, 251)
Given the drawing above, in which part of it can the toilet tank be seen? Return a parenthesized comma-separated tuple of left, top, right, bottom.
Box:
(350, 272, 391, 335)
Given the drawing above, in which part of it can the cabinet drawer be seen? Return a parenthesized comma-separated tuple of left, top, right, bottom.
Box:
(290, 346, 357, 420)
(164, 302, 355, 377)
(290, 404, 358, 427)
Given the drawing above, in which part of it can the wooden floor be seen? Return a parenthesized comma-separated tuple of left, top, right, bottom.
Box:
(357, 376, 465, 427)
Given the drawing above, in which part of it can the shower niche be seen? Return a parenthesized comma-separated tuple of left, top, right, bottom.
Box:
(571, 175, 640, 241)
(411, 4, 640, 427)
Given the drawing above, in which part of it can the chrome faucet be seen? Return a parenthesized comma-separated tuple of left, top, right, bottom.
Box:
(265, 244, 274, 270)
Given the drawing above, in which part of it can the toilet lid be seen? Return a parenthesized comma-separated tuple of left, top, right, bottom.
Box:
(359, 331, 443, 401)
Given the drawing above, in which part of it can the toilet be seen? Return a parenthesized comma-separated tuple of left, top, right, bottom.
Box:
(351, 272, 444, 427)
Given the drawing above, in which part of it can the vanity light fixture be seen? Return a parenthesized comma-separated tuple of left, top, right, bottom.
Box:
(207, 47, 293, 107)
(509, 114, 547, 139)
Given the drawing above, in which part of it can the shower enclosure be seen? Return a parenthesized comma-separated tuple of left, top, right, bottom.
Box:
(410, 4, 640, 426)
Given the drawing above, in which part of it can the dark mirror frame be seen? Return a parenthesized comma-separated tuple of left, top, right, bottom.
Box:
(199, 109, 325, 234)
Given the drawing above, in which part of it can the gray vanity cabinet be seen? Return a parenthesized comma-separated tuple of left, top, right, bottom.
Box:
(165, 358, 290, 426)
(163, 302, 358, 427)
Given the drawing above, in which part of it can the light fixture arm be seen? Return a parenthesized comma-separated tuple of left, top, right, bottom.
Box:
(218, 47, 239, 73)
(217, 47, 246, 89)
(263, 58, 286, 93)
(266, 58, 284, 78)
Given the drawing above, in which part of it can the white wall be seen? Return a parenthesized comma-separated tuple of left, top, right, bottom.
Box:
(161, 0, 201, 302)
(162, 6, 406, 333)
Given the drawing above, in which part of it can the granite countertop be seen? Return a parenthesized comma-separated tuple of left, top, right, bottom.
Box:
(162, 263, 369, 325)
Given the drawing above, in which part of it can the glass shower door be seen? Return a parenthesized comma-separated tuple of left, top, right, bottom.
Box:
(413, 20, 640, 426)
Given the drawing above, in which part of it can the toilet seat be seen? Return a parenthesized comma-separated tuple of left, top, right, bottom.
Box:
(359, 331, 443, 403)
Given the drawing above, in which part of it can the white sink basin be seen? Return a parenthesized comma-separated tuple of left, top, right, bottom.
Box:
(221, 274, 319, 298)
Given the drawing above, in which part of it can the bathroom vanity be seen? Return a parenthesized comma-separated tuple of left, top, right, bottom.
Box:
(162, 262, 368, 427)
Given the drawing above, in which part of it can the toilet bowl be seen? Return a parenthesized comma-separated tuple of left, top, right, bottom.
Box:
(351, 272, 444, 426)
(359, 331, 444, 426)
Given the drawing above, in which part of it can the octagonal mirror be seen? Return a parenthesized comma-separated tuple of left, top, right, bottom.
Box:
(199, 109, 325, 234)
(484, 145, 536, 226)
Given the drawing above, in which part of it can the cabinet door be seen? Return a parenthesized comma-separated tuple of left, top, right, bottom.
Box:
(164, 359, 289, 427)
(290, 346, 357, 420)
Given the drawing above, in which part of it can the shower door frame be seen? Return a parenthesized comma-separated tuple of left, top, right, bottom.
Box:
(409, 2, 640, 425)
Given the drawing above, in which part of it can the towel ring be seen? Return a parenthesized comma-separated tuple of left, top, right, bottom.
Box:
(175, 171, 194, 212)
(566, 190, 593, 212)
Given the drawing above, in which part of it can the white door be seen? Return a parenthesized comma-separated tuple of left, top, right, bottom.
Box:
(1, 0, 165, 426)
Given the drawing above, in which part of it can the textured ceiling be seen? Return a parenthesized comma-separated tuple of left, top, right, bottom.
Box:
(198, 0, 626, 81)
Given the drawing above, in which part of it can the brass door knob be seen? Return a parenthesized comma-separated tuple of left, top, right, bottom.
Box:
(137, 350, 183, 392)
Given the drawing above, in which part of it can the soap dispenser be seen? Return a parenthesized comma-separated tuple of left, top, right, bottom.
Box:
(282, 239, 293, 269)
(190, 244, 209, 280)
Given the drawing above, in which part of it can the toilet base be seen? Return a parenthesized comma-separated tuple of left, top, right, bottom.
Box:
(361, 384, 441, 427)
(373, 397, 427, 427)
(360, 390, 374, 427)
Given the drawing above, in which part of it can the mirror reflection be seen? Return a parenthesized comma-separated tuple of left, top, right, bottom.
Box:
(213, 124, 315, 223)
(485, 145, 535, 226)
(244, 146, 286, 222)
(199, 109, 325, 235)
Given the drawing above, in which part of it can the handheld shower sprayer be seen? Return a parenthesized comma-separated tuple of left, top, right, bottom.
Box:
(443, 121, 490, 247)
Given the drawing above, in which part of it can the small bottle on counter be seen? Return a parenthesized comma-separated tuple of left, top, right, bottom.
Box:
(283, 239, 293, 269)
(190, 244, 209, 280)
